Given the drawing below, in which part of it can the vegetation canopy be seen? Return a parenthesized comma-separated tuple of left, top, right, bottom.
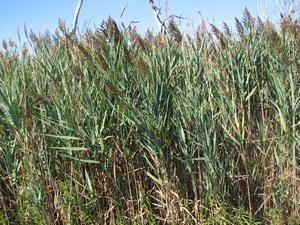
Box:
(0, 7, 299, 224)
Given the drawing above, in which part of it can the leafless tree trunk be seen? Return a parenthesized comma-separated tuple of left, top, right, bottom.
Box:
(70, 0, 84, 36)
(148, 0, 164, 32)
(147, 0, 186, 33)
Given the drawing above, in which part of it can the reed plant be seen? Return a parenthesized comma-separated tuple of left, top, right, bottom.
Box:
(0, 8, 299, 224)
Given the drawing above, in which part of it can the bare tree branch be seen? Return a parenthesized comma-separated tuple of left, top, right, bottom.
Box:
(127, 20, 140, 31)
(70, 0, 84, 36)
(256, 0, 300, 22)
(120, 4, 139, 32)
(120, 4, 128, 30)
(161, 14, 186, 27)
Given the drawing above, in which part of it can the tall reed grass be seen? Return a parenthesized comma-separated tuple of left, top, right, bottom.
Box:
(0, 8, 299, 224)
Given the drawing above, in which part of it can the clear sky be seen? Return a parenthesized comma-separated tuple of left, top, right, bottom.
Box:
(0, 0, 260, 47)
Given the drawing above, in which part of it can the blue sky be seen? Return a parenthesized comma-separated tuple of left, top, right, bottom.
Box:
(0, 0, 259, 47)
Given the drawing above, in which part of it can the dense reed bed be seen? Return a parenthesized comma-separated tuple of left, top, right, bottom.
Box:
(0, 9, 299, 224)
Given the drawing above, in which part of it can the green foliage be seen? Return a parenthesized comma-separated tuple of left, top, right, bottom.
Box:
(0, 9, 299, 224)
